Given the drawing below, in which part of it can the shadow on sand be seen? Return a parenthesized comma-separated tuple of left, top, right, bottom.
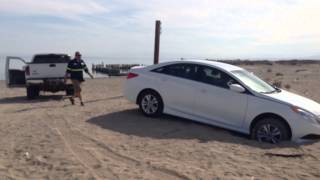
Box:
(0, 95, 64, 104)
(2, 95, 124, 113)
(0, 95, 124, 105)
(87, 109, 317, 149)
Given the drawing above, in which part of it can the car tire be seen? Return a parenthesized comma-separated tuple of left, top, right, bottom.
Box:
(251, 117, 290, 144)
(26, 85, 40, 100)
(138, 90, 163, 117)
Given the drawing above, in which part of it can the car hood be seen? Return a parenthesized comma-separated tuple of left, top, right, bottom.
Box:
(261, 90, 320, 115)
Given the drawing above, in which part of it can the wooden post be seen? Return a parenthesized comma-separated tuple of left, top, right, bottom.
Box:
(153, 20, 161, 64)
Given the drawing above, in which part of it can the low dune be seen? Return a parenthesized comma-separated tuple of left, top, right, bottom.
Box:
(0, 63, 319, 179)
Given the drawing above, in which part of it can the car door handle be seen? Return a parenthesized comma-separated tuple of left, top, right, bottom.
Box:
(49, 64, 56, 67)
(201, 89, 207, 93)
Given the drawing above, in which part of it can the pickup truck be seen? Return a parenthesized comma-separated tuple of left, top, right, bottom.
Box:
(6, 54, 74, 99)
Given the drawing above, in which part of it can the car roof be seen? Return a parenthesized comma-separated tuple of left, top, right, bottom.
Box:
(149, 59, 244, 72)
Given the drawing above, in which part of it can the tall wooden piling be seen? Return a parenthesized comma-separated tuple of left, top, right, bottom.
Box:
(153, 20, 161, 64)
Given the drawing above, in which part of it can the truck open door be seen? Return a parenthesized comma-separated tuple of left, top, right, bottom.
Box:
(6, 56, 27, 88)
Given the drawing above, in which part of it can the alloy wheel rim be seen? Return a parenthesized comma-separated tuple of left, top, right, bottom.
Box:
(141, 94, 159, 114)
(256, 123, 282, 144)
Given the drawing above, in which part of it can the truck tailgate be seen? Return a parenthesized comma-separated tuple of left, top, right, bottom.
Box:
(27, 63, 67, 79)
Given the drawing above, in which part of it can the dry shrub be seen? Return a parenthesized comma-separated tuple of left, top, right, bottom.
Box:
(273, 80, 282, 88)
(275, 72, 284, 76)
(267, 68, 272, 73)
(284, 84, 291, 89)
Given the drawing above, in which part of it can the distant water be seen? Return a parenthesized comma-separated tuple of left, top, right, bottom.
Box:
(0, 56, 157, 80)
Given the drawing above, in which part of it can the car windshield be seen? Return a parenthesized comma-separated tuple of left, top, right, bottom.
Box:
(231, 70, 276, 93)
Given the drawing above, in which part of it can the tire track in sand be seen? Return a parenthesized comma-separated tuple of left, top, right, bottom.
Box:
(45, 111, 192, 180)
(42, 111, 117, 180)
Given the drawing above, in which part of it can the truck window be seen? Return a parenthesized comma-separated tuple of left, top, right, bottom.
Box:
(32, 55, 70, 63)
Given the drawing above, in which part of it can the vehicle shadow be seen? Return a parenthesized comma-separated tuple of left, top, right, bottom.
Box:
(87, 109, 317, 149)
(0, 95, 64, 104)
(85, 96, 123, 104)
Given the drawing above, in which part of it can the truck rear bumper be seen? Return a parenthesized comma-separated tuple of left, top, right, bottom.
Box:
(26, 79, 43, 83)
(26, 77, 64, 80)
(26, 79, 72, 93)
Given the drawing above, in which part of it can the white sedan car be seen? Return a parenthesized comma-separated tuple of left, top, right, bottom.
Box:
(124, 60, 320, 143)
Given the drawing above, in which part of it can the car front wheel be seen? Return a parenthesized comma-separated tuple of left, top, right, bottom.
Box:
(138, 91, 163, 117)
(251, 118, 290, 144)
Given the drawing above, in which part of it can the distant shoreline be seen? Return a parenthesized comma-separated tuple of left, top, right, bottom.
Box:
(1, 59, 320, 81)
(217, 59, 320, 66)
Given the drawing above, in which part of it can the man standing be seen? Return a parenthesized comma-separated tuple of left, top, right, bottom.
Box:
(65, 51, 93, 106)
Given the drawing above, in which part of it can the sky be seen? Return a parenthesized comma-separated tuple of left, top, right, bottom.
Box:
(0, 0, 320, 61)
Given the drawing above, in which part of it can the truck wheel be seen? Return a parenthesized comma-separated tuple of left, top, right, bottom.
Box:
(27, 85, 40, 100)
(66, 85, 74, 96)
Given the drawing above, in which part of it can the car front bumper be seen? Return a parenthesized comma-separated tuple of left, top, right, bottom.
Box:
(291, 115, 320, 141)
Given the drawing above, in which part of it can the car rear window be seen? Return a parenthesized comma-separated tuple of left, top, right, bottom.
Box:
(32, 55, 70, 63)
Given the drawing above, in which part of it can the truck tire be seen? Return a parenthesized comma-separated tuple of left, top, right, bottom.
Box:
(66, 85, 74, 96)
(27, 85, 40, 100)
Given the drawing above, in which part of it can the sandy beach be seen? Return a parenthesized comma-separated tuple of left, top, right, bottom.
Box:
(0, 63, 320, 180)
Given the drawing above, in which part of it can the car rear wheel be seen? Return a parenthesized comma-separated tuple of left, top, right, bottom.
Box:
(138, 91, 163, 117)
(251, 118, 290, 144)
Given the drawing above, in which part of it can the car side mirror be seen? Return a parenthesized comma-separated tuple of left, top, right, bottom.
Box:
(229, 84, 246, 93)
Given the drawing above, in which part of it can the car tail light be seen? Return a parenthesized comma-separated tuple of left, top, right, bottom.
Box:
(127, 72, 138, 79)
(25, 66, 30, 76)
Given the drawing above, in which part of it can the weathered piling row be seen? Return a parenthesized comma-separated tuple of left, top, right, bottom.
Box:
(92, 64, 140, 76)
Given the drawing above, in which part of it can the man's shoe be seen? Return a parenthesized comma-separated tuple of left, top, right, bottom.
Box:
(80, 102, 84, 106)
(69, 97, 75, 105)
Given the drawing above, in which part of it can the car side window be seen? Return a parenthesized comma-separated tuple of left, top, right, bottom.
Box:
(197, 66, 236, 89)
(152, 64, 198, 80)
